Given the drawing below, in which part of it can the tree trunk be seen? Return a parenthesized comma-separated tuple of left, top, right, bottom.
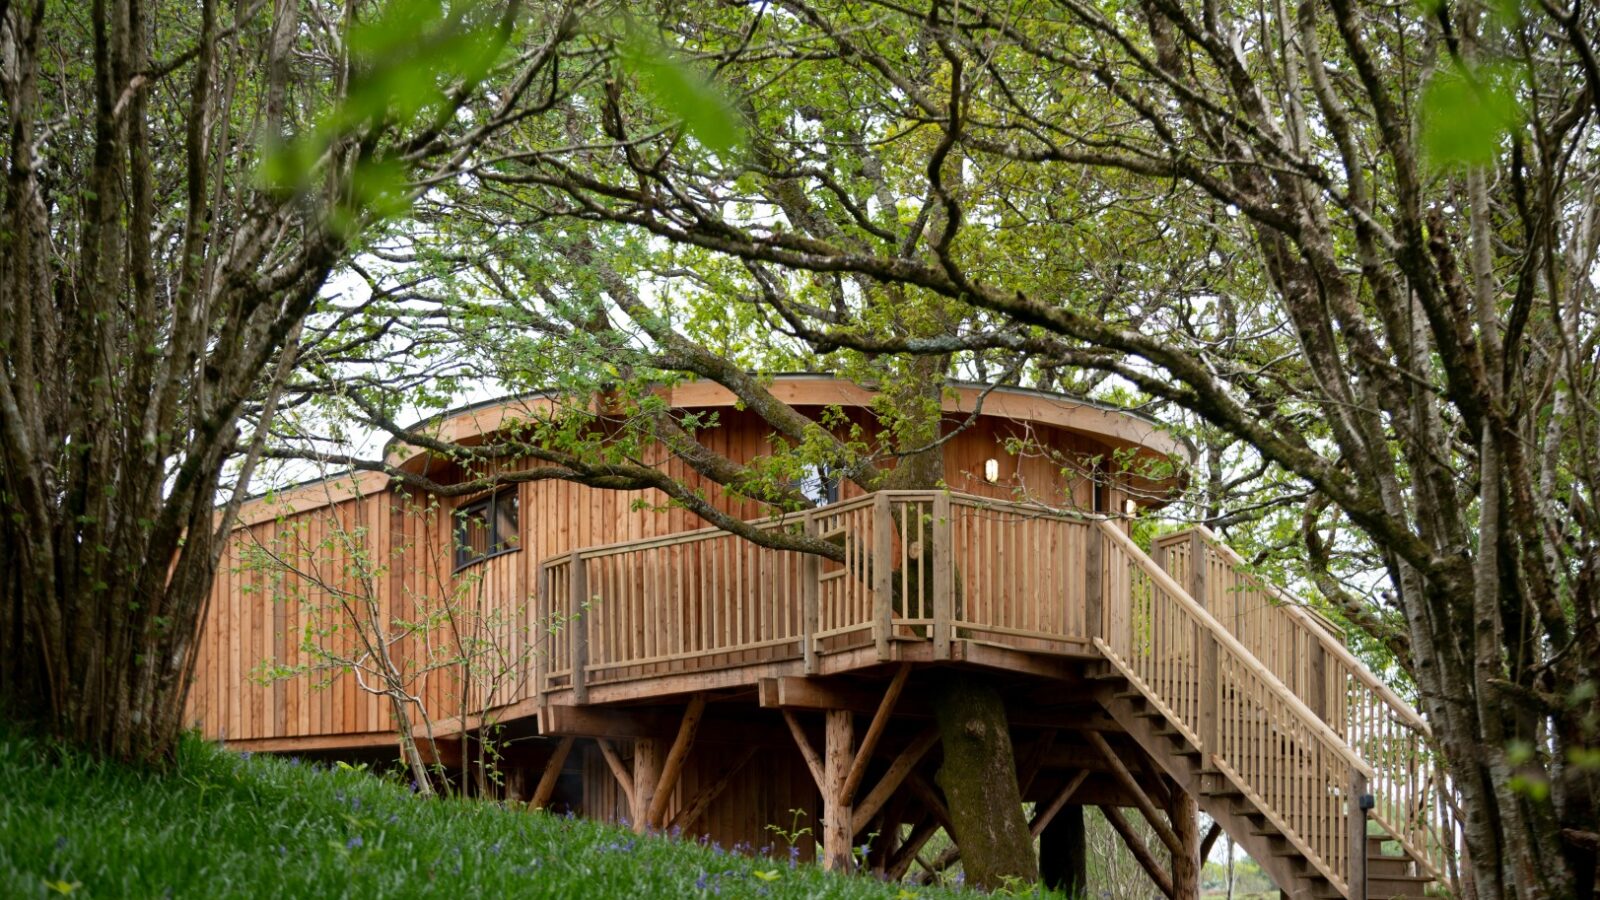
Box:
(931, 673, 1039, 889)
(1040, 803, 1087, 896)
(877, 361, 1038, 889)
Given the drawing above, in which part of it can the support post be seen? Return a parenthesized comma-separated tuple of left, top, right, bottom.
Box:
(1309, 640, 1329, 723)
(1170, 785, 1201, 900)
(535, 565, 549, 698)
(803, 513, 820, 674)
(931, 493, 952, 659)
(1198, 631, 1220, 762)
(1349, 769, 1370, 898)
(1038, 802, 1087, 896)
(569, 551, 588, 704)
(1187, 531, 1208, 610)
(872, 494, 893, 661)
(631, 738, 662, 833)
(1085, 524, 1104, 641)
(823, 709, 855, 871)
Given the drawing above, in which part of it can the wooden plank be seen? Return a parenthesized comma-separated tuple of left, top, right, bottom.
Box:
(803, 514, 820, 674)
(570, 551, 588, 704)
(932, 493, 952, 658)
(872, 493, 893, 661)
(1084, 525, 1103, 640)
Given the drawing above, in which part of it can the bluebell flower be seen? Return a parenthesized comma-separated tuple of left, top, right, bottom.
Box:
(347, 835, 364, 850)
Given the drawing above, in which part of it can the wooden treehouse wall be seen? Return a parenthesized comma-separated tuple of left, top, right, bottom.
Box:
(186, 401, 1135, 745)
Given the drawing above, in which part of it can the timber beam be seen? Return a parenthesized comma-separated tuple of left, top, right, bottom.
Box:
(1030, 769, 1090, 838)
(1102, 805, 1175, 900)
(644, 694, 707, 830)
(526, 736, 575, 810)
(1088, 730, 1184, 858)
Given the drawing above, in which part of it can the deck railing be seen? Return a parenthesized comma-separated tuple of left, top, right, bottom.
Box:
(536, 491, 1099, 699)
(1154, 527, 1463, 889)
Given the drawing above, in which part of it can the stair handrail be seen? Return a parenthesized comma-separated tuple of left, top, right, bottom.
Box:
(1172, 526, 1461, 890)
(1098, 520, 1373, 776)
(1183, 526, 1430, 736)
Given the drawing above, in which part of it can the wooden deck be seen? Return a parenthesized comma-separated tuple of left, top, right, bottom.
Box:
(516, 490, 1461, 898)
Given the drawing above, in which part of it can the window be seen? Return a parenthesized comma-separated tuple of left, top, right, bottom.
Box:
(797, 463, 840, 505)
(454, 489, 520, 570)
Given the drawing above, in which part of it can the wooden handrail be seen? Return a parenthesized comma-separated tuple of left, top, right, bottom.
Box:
(1164, 526, 1460, 889)
(1099, 521, 1374, 777)
(1183, 526, 1430, 736)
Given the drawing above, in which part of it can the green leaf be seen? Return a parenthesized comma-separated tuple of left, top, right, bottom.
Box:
(619, 29, 746, 155)
(1420, 62, 1522, 168)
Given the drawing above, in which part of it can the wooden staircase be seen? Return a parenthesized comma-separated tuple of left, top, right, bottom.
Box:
(1086, 521, 1457, 899)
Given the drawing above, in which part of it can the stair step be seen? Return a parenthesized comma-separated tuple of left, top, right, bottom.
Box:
(1111, 690, 1145, 701)
(1132, 708, 1166, 719)
(1367, 853, 1412, 875)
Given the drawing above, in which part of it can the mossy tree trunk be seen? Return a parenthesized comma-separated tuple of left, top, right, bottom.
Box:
(878, 363, 1037, 889)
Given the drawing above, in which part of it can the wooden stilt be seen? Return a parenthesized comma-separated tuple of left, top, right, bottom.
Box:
(631, 738, 662, 832)
(851, 725, 939, 834)
(1101, 805, 1176, 900)
(527, 736, 574, 810)
(822, 709, 854, 871)
(1170, 785, 1200, 900)
(646, 694, 706, 828)
(1087, 730, 1183, 857)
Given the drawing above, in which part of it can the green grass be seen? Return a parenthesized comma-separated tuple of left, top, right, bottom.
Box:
(0, 723, 971, 899)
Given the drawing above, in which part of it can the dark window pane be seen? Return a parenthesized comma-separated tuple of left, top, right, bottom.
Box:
(494, 492, 520, 552)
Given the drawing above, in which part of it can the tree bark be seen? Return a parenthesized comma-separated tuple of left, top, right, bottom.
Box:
(931, 674, 1038, 889)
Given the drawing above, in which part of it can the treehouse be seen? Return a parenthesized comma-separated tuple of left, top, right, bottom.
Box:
(187, 375, 1459, 899)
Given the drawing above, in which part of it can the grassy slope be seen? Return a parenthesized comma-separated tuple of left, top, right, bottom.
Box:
(0, 725, 969, 899)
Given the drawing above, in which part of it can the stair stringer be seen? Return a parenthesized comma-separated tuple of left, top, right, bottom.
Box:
(1091, 676, 1341, 900)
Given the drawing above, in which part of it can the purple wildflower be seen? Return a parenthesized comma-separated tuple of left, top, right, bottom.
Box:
(346, 835, 364, 850)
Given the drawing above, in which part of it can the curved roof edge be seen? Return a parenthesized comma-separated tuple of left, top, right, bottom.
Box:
(386, 373, 1190, 469)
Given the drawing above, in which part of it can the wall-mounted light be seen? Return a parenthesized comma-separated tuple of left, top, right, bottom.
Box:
(984, 458, 1000, 482)
(1124, 498, 1138, 515)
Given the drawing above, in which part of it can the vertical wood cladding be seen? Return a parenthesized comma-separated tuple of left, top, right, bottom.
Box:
(187, 394, 1154, 743)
